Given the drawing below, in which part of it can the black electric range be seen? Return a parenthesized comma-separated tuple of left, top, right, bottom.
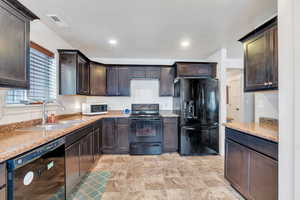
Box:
(129, 104, 163, 155)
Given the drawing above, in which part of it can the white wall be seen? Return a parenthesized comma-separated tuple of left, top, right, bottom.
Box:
(254, 91, 278, 122)
(86, 79, 173, 110)
(0, 21, 86, 125)
(278, 0, 300, 198)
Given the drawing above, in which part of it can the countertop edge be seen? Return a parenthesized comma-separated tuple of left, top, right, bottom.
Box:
(223, 122, 278, 143)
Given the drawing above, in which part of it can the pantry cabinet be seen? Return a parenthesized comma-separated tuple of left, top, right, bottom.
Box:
(58, 50, 90, 95)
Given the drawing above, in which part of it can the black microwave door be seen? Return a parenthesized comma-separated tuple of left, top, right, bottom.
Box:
(91, 104, 107, 113)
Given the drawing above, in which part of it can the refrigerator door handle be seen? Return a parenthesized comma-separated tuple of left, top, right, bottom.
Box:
(182, 127, 195, 130)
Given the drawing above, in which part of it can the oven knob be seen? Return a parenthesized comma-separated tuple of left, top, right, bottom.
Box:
(17, 159, 23, 165)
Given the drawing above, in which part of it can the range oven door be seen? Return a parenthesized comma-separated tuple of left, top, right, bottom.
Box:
(130, 118, 162, 143)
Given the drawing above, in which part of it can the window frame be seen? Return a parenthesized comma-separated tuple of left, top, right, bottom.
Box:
(5, 42, 57, 105)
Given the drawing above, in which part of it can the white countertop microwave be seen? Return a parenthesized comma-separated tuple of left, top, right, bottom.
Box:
(82, 103, 108, 115)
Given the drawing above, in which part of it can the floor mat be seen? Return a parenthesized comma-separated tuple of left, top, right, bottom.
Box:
(70, 171, 111, 200)
(49, 171, 110, 200)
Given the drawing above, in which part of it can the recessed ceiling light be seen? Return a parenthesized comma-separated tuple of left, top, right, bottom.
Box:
(108, 39, 118, 45)
(181, 40, 190, 48)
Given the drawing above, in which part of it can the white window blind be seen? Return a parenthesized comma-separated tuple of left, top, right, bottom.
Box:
(6, 47, 56, 104)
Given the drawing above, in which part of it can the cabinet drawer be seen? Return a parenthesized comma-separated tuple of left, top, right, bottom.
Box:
(66, 126, 93, 147)
(225, 128, 278, 160)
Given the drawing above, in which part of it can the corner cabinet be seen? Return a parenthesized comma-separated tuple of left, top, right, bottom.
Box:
(225, 128, 278, 200)
(58, 50, 90, 95)
(240, 17, 278, 92)
(0, 0, 38, 89)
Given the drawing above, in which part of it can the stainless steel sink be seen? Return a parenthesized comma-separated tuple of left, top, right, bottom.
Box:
(18, 119, 86, 132)
(58, 119, 86, 125)
(20, 123, 72, 131)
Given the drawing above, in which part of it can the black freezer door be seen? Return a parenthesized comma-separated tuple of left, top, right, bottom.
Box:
(196, 78, 219, 125)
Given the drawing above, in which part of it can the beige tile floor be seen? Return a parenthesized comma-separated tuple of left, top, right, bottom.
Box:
(92, 153, 244, 200)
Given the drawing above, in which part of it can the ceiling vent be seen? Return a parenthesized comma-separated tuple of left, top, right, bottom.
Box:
(47, 14, 68, 27)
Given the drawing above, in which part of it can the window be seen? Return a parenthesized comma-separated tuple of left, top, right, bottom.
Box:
(6, 42, 56, 104)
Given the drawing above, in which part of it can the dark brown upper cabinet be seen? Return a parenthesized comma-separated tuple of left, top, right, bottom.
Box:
(0, 0, 38, 89)
(175, 62, 217, 78)
(129, 66, 160, 79)
(58, 50, 90, 95)
(106, 66, 130, 96)
(90, 62, 106, 96)
(159, 67, 175, 96)
(239, 17, 278, 92)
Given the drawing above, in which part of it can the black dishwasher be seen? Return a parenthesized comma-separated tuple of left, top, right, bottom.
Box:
(7, 137, 65, 200)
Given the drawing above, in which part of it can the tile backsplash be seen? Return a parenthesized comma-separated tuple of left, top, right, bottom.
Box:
(86, 79, 173, 110)
(254, 91, 278, 123)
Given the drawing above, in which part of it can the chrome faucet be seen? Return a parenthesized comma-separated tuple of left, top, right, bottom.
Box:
(41, 99, 66, 125)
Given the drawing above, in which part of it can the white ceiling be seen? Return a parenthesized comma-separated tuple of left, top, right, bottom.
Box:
(19, 0, 277, 59)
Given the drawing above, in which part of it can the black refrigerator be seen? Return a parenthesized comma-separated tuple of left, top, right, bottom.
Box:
(173, 78, 219, 155)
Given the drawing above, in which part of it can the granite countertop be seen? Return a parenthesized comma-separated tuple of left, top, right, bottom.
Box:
(223, 121, 278, 143)
(0, 111, 129, 163)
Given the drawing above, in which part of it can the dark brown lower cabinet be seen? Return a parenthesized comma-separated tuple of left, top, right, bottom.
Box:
(0, 163, 6, 200)
(102, 118, 130, 154)
(65, 126, 100, 198)
(65, 141, 80, 198)
(225, 132, 278, 200)
(116, 118, 129, 153)
(249, 150, 278, 200)
(102, 118, 117, 153)
(93, 122, 102, 161)
(80, 132, 94, 177)
(163, 117, 178, 152)
(225, 139, 250, 197)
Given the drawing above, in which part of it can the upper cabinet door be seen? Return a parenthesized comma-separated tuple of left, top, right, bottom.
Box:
(176, 62, 217, 78)
(0, 1, 38, 89)
(90, 62, 106, 96)
(268, 26, 278, 89)
(244, 32, 269, 91)
(107, 67, 130, 96)
(159, 67, 175, 96)
(240, 17, 278, 92)
(118, 67, 130, 96)
(77, 55, 90, 95)
(106, 67, 118, 96)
